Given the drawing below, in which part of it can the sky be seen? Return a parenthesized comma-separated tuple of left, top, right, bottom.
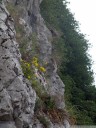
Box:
(64, 0, 96, 85)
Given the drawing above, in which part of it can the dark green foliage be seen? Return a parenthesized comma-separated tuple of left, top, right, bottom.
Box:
(40, 0, 96, 125)
(44, 96, 55, 110)
(35, 95, 56, 111)
(34, 95, 67, 124)
(37, 115, 50, 128)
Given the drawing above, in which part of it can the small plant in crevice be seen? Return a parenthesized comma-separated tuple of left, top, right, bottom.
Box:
(34, 98, 50, 128)
(37, 115, 50, 128)
(32, 80, 47, 98)
(32, 57, 46, 73)
(42, 96, 68, 123)
(34, 95, 55, 114)
(34, 94, 69, 124)
(21, 57, 46, 79)
(47, 108, 69, 123)
(34, 98, 44, 113)
(20, 59, 33, 80)
(43, 95, 55, 110)
(20, 58, 47, 98)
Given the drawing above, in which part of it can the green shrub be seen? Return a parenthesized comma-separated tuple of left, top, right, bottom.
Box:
(21, 59, 33, 80)
(44, 96, 55, 110)
(34, 98, 44, 112)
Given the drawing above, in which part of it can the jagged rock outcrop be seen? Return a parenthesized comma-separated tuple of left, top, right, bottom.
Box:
(0, 2, 36, 128)
(0, 0, 70, 128)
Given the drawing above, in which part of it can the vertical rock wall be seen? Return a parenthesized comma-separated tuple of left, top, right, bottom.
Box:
(0, 0, 70, 128)
(0, 2, 36, 128)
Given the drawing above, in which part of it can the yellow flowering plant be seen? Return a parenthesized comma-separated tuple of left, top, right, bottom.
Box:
(21, 59, 33, 80)
(21, 57, 46, 81)
(39, 66, 46, 72)
(32, 57, 46, 73)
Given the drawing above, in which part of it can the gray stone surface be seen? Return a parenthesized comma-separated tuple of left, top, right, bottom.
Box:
(0, 121, 16, 128)
(30, 0, 65, 110)
(0, 2, 36, 128)
(0, 0, 70, 127)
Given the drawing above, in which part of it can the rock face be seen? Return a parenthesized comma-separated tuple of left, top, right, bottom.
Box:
(0, 0, 70, 128)
(0, 2, 36, 128)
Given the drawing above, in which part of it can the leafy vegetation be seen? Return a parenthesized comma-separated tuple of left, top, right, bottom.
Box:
(37, 115, 50, 128)
(40, 0, 96, 125)
(35, 95, 68, 124)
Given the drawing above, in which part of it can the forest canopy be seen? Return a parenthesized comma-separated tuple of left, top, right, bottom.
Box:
(40, 0, 96, 125)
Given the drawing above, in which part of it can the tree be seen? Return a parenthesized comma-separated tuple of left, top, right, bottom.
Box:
(40, 0, 96, 125)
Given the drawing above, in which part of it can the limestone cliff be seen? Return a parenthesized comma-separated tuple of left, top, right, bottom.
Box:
(0, 0, 70, 128)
